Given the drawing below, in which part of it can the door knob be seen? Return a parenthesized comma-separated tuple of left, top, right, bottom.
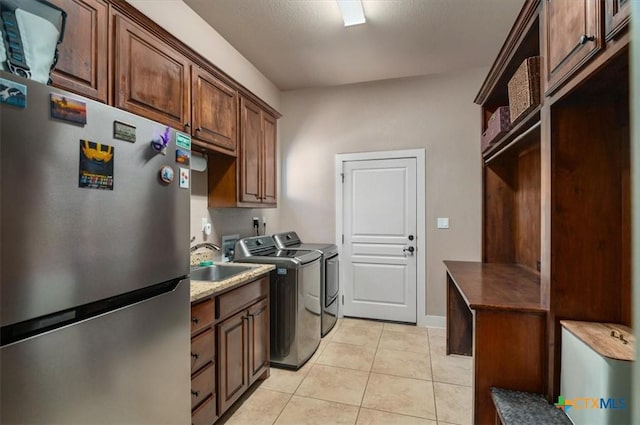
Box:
(579, 34, 595, 45)
(403, 246, 415, 256)
(408, 235, 414, 241)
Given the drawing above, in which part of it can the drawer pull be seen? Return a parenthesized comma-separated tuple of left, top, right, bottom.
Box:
(191, 390, 200, 397)
(191, 317, 200, 324)
(191, 352, 200, 359)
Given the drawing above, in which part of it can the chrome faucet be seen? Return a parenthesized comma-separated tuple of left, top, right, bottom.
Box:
(190, 241, 221, 253)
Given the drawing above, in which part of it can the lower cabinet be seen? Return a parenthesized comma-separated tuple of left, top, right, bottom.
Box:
(217, 309, 249, 413)
(191, 275, 270, 424)
(248, 299, 270, 384)
(190, 300, 217, 425)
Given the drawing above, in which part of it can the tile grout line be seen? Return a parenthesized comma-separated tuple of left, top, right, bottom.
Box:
(272, 318, 346, 424)
(268, 390, 294, 425)
(354, 325, 383, 425)
(428, 329, 440, 424)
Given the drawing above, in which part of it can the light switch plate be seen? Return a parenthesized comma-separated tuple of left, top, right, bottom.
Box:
(437, 217, 449, 229)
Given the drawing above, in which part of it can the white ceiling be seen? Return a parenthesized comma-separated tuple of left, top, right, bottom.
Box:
(184, 0, 525, 91)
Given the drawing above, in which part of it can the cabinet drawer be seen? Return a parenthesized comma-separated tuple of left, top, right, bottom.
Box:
(191, 362, 215, 410)
(216, 277, 268, 321)
(191, 328, 214, 373)
(191, 299, 214, 335)
(191, 394, 217, 425)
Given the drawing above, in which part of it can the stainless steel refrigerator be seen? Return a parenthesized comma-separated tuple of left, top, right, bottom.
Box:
(0, 73, 191, 424)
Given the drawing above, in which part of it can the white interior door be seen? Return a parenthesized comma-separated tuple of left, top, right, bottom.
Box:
(342, 158, 417, 323)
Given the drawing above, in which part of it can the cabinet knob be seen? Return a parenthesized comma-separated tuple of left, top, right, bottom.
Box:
(196, 127, 202, 133)
(579, 34, 595, 45)
(191, 352, 199, 359)
(191, 390, 200, 397)
(191, 317, 199, 324)
(184, 122, 191, 131)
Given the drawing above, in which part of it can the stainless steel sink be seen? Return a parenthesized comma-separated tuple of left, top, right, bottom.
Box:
(190, 264, 252, 282)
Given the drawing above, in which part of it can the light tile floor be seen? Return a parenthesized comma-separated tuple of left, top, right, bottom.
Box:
(217, 318, 473, 425)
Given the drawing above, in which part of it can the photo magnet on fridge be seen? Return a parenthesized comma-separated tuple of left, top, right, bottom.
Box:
(176, 149, 190, 165)
(179, 167, 189, 189)
(113, 121, 136, 143)
(0, 78, 27, 108)
(51, 93, 87, 125)
(79, 140, 114, 190)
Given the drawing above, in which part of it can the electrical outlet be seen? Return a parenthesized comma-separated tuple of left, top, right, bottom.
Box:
(252, 217, 259, 227)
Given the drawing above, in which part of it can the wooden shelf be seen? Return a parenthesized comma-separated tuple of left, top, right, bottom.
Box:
(482, 106, 541, 162)
(444, 261, 545, 313)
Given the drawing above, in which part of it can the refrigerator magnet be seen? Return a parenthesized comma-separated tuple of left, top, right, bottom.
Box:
(176, 149, 190, 165)
(176, 132, 191, 150)
(113, 121, 136, 143)
(159, 165, 174, 184)
(0, 78, 27, 108)
(79, 140, 114, 190)
(179, 167, 189, 189)
(50, 93, 87, 125)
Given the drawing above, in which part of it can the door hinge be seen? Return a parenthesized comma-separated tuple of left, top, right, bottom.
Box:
(342, 234, 344, 244)
(342, 295, 344, 305)
(341, 173, 344, 183)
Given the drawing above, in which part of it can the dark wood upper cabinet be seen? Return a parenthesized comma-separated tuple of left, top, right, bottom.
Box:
(605, 0, 630, 41)
(113, 14, 191, 131)
(240, 96, 264, 204)
(543, 0, 602, 95)
(262, 113, 277, 206)
(49, 0, 108, 102)
(192, 66, 238, 156)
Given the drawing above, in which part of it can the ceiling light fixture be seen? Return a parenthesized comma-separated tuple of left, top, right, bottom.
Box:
(336, 0, 366, 27)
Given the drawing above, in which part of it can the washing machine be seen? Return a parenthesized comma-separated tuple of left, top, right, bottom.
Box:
(234, 236, 321, 369)
(273, 231, 339, 337)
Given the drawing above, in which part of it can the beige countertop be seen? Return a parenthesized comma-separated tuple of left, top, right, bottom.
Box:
(190, 262, 275, 303)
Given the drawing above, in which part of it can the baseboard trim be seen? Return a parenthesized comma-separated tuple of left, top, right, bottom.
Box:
(421, 315, 446, 328)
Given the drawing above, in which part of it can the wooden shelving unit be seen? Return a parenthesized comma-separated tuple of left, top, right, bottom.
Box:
(446, 0, 631, 423)
(482, 106, 540, 162)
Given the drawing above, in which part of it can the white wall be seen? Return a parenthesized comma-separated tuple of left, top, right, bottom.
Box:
(125, 0, 280, 111)
(279, 68, 486, 317)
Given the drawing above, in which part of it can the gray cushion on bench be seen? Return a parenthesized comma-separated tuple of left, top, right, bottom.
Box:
(490, 387, 573, 425)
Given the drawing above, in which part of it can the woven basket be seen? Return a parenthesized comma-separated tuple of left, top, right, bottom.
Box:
(508, 57, 540, 124)
(481, 106, 511, 152)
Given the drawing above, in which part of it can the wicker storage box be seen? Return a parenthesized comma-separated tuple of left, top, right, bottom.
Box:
(508, 56, 540, 124)
(481, 106, 511, 152)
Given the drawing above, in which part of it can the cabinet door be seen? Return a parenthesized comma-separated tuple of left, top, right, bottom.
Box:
(248, 298, 269, 384)
(192, 67, 238, 155)
(262, 113, 277, 206)
(605, 0, 630, 41)
(217, 310, 248, 415)
(239, 96, 263, 204)
(114, 15, 190, 131)
(49, 0, 108, 102)
(544, 0, 602, 94)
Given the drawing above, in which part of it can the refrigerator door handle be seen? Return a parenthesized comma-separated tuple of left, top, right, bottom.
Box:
(1, 277, 186, 347)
